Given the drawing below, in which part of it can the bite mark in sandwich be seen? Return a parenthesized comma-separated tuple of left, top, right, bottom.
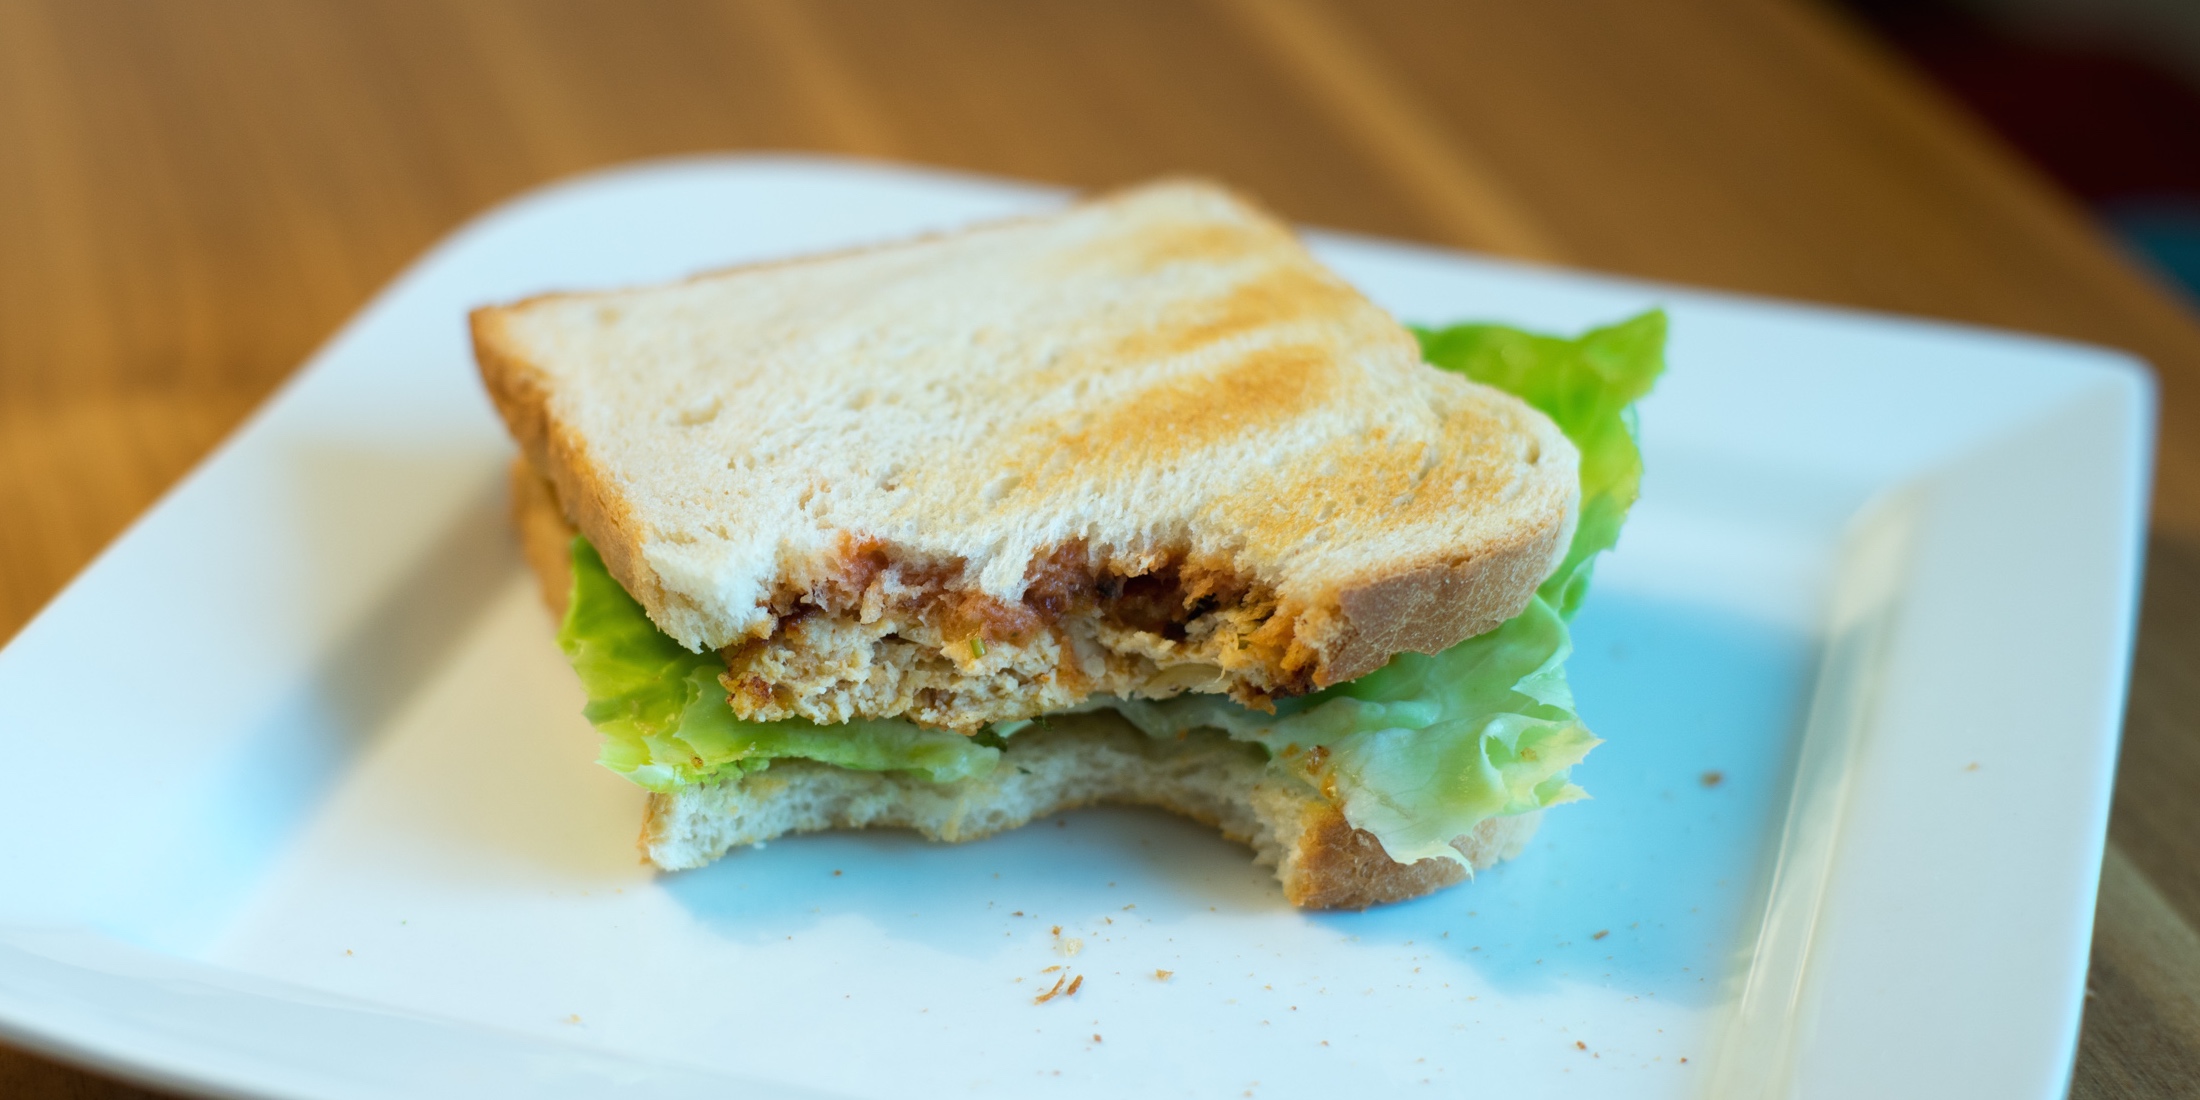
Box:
(475, 178, 1664, 909)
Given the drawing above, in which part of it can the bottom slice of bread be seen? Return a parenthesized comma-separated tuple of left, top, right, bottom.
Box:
(642, 713, 1538, 909)
(516, 459, 1538, 909)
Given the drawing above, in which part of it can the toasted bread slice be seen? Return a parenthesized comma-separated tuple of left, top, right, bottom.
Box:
(475, 178, 1576, 730)
(514, 460, 1538, 909)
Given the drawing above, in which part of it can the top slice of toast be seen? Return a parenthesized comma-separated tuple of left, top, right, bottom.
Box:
(472, 179, 1578, 692)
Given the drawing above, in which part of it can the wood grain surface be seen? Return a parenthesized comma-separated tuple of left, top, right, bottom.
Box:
(1, 0, 2195, 1095)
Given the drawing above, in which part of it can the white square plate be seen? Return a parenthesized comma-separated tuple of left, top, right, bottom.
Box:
(0, 156, 2151, 1100)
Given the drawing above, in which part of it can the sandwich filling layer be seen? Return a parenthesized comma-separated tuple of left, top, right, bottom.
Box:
(723, 540, 1303, 733)
(548, 312, 1665, 869)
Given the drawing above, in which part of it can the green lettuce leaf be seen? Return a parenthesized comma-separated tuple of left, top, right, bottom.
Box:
(557, 538, 1000, 792)
(1098, 596, 1597, 862)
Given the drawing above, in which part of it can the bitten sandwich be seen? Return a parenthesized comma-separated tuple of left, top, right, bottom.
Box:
(473, 179, 1662, 909)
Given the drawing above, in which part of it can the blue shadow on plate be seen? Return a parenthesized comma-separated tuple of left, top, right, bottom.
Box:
(663, 589, 1815, 1007)
(1308, 589, 1815, 1005)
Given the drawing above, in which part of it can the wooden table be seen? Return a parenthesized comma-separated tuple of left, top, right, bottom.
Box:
(2, 1, 2195, 1095)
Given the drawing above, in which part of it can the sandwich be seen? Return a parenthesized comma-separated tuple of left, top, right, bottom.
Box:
(472, 179, 1663, 909)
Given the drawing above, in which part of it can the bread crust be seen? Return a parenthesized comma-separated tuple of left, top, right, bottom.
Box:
(472, 178, 1577, 696)
(475, 308, 670, 627)
(1314, 505, 1573, 686)
(1277, 802, 1532, 908)
(511, 459, 577, 621)
(515, 468, 1537, 909)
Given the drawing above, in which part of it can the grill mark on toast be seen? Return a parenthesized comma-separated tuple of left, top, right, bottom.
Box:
(1055, 342, 1331, 466)
(1106, 266, 1363, 363)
